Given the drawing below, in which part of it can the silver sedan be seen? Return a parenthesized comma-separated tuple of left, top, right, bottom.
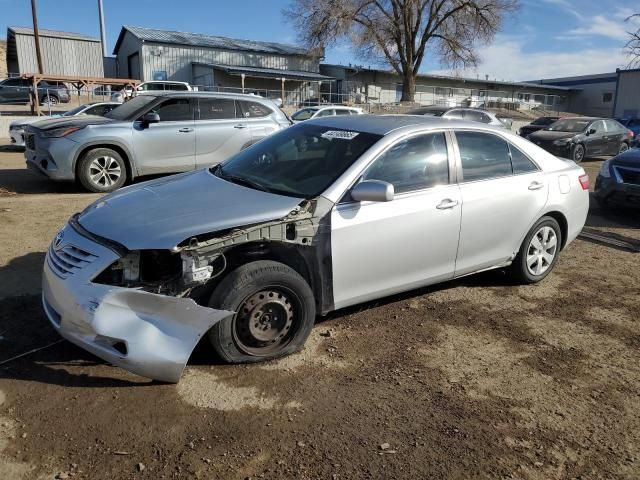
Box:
(42, 115, 589, 382)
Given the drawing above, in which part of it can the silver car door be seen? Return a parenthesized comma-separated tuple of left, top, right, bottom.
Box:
(331, 131, 461, 310)
(132, 97, 196, 175)
(236, 100, 280, 144)
(194, 98, 251, 168)
(452, 130, 549, 276)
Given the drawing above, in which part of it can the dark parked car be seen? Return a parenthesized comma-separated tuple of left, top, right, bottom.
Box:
(594, 148, 640, 208)
(527, 117, 633, 162)
(518, 116, 560, 137)
(0, 77, 70, 105)
(407, 106, 510, 129)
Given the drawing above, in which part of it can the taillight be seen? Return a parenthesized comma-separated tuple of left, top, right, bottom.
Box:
(628, 129, 634, 138)
(579, 174, 589, 190)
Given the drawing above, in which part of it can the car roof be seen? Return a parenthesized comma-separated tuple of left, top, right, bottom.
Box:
(139, 91, 276, 102)
(560, 116, 603, 121)
(306, 114, 502, 136)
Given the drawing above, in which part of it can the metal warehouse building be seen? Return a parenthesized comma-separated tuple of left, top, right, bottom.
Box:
(112, 25, 331, 101)
(6, 26, 104, 77)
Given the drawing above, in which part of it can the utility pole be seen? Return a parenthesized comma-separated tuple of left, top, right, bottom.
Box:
(30, 0, 44, 74)
(98, 0, 107, 57)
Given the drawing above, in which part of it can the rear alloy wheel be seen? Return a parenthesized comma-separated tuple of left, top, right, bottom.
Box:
(619, 142, 629, 154)
(77, 148, 127, 192)
(512, 216, 562, 284)
(207, 260, 316, 363)
(572, 144, 585, 163)
(41, 95, 59, 106)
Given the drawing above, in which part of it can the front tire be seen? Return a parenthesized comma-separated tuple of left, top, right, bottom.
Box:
(40, 95, 59, 106)
(207, 260, 316, 363)
(77, 148, 127, 193)
(511, 216, 562, 284)
(572, 144, 585, 163)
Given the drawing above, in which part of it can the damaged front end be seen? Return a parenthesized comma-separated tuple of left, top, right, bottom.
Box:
(43, 198, 331, 383)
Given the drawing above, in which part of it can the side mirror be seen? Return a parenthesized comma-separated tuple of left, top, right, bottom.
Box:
(350, 180, 394, 202)
(587, 128, 596, 135)
(141, 112, 160, 128)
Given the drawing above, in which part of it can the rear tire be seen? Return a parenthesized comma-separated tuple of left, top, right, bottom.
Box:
(207, 260, 316, 363)
(77, 148, 127, 193)
(511, 216, 562, 284)
(618, 142, 629, 155)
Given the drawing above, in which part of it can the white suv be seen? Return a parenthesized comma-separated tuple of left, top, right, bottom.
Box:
(291, 105, 364, 123)
(111, 81, 192, 102)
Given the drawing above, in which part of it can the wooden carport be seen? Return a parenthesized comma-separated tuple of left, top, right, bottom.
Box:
(21, 73, 140, 115)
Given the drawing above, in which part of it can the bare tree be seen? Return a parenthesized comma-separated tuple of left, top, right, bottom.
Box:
(626, 14, 640, 68)
(284, 0, 518, 101)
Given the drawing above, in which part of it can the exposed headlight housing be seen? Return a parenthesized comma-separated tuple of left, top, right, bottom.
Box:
(41, 126, 85, 138)
(599, 159, 612, 178)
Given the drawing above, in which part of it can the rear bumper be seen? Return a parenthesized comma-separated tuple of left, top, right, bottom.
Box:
(42, 222, 233, 382)
(595, 176, 640, 207)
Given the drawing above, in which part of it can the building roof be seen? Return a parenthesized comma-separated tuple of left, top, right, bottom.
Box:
(114, 26, 310, 57)
(527, 72, 617, 86)
(321, 64, 577, 92)
(7, 26, 100, 42)
(197, 63, 333, 81)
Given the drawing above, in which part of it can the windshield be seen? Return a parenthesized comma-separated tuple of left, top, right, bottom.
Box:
(547, 119, 590, 133)
(408, 107, 446, 116)
(212, 124, 382, 198)
(291, 108, 316, 121)
(105, 95, 158, 121)
(63, 105, 89, 117)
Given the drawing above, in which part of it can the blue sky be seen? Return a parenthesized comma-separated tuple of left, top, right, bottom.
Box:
(1, 0, 638, 80)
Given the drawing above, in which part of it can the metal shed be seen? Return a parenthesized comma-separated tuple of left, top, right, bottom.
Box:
(112, 25, 322, 84)
(6, 26, 104, 78)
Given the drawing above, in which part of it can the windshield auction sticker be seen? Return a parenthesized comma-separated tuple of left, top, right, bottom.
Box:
(321, 130, 360, 140)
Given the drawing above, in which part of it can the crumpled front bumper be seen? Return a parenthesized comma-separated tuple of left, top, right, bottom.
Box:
(42, 223, 233, 383)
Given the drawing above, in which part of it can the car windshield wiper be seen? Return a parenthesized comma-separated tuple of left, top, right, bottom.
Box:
(213, 165, 269, 192)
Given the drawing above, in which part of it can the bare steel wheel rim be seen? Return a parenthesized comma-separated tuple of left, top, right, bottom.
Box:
(89, 156, 121, 188)
(526, 226, 558, 276)
(233, 288, 299, 355)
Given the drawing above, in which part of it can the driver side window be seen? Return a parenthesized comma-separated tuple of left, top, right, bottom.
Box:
(150, 98, 193, 122)
(362, 132, 449, 194)
(591, 120, 605, 133)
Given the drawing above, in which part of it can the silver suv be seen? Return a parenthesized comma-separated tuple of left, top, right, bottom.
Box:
(24, 92, 291, 192)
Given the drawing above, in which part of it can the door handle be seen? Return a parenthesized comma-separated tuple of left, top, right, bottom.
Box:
(178, 127, 193, 133)
(234, 124, 247, 129)
(436, 199, 459, 210)
(528, 181, 544, 190)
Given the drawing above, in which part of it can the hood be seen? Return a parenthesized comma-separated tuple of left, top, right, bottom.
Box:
(611, 148, 640, 167)
(30, 115, 115, 131)
(528, 130, 577, 141)
(78, 169, 305, 250)
(520, 124, 545, 132)
(10, 117, 46, 128)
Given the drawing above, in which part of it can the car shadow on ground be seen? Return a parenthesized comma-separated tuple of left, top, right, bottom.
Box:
(0, 168, 86, 195)
(586, 194, 640, 230)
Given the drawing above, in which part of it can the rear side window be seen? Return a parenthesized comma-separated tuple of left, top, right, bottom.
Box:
(238, 101, 272, 118)
(443, 110, 463, 120)
(509, 144, 538, 174)
(198, 98, 236, 120)
(464, 110, 491, 124)
(334, 109, 350, 116)
(169, 83, 189, 91)
(153, 98, 193, 122)
(316, 109, 334, 118)
(456, 131, 512, 182)
(604, 120, 623, 132)
(363, 132, 449, 193)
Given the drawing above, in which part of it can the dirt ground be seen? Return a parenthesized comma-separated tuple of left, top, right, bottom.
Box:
(0, 144, 639, 480)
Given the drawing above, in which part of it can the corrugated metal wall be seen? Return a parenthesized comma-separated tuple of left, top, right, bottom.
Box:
(140, 43, 318, 82)
(15, 34, 103, 77)
(115, 31, 141, 79)
(614, 71, 640, 118)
